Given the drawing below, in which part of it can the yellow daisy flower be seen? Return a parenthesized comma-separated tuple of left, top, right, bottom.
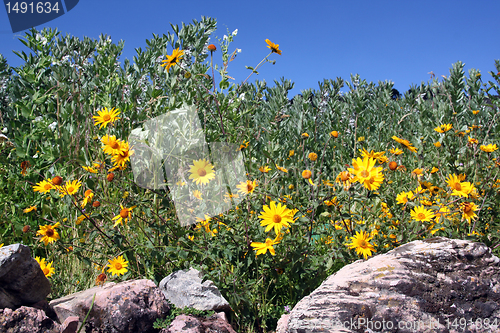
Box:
(259, 166, 271, 173)
(480, 144, 498, 153)
(461, 202, 478, 222)
(392, 136, 417, 153)
(434, 124, 453, 133)
(410, 205, 435, 222)
(111, 142, 133, 168)
(236, 180, 258, 195)
(59, 180, 82, 198)
(101, 135, 124, 156)
(348, 156, 384, 191)
(33, 180, 54, 194)
(23, 206, 37, 213)
(35, 257, 55, 278)
(265, 39, 282, 55)
(188, 159, 215, 185)
(111, 204, 136, 227)
(251, 236, 280, 256)
(258, 201, 295, 236)
(161, 48, 184, 71)
(92, 107, 120, 129)
(81, 189, 94, 208)
(36, 222, 61, 245)
(346, 231, 376, 260)
(107, 256, 128, 276)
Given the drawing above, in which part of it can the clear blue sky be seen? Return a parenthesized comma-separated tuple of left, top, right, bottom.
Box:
(1, 1, 499, 98)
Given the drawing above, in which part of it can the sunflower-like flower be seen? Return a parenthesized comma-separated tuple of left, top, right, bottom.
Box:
(251, 236, 280, 256)
(410, 205, 435, 222)
(276, 166, 288, 173)
(161, 48, 184, 71)
(101, 135, 124, 156)
(396, 191, 414, 205)
(107, 256, 128, 276)
(259, 166, 271, 173)
(348, 157, 384, 191)
(33, 180, 54, 194)
(389, 148, 403, 155)
(265, 39, 282, 55)
(92, 107, 120, 129)
(236, 180, 258, 195)
(392, 136, 417, 153)
(258, 201, 295, 236)
(461, 202, 478, 222)
(346, 231, 376, 260)
(336, 171, 353, 190)
(308, 152, 318, 161)
(81, 189, 94, 208)
(36, 222, 61, 245)
(23, 206, 37, 213)
(58, 180, 82, 198)
(35, 257, 55, 277)
(434, 124, 453, 133)
(480, 144, 498, 153)
(446, 173, 474, 198)
(360, 149, 386, 163)
(188, 159, 215, 185)
(112, 204, 137, 227)
(110, 142, 133, 168)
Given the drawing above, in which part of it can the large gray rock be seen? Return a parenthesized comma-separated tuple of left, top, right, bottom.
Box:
(49, 279, 170, 333)
(0, 244, 52, 309)
(0, 306, 61, 333)
(159, 267, 230, 312)
(278, 237, 500, 333)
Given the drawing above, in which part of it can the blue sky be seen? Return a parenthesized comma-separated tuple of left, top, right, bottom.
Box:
(1, 1, 499, 97)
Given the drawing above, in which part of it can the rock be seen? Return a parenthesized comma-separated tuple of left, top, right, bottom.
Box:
(49, 279, 170, 333)
(0, 243, 52, 309)
(0, 306, 61, 333)
(280, 237, 500, 333)
(60, 316, 80, 333)
(159, 267, 230, 312)
(162, 312, 236, 333)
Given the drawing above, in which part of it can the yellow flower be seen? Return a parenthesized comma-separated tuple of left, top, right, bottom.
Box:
(360, 149, 386, 163)
(101, 135, 124, 156)
(236, 180, 257, 195)
(396, 191, 414, 205)
(238, 140, 249, 151)
(33, 180, 54, 194)
(289, 150, 295, 157)
(389, 148, 403, 155)
(446, 174, 474, 198)
(81, 189, 94, 208)
(107, 256, 128, 276)
(188, 159, 216, 185)
(258, 201, 295, 236)
(76, 215, 87, 225)
(346, 231, 376, 260)
(467, 136, 478, 145)
(480, 144, 498, 153)
(430, 167, 439, 174)
(330, 131, 339, 138)
(193, 190, 203, 200)
(259, 166, 271, 173)
(410, 205, 435, 222)
(276, 166, 288, 173)
(82, 166, 98, 173)
(36, 222, 61, 245)
(472, 110, 480, 115)
(308, 152, 318, 161)
(59, 180, 82, 198)
(111, 204, 137, 227)
(161, 48, 184, 71)
(348, 157, 384, 191)
(461, 202, 478, 222)
(357, 136, 365, 142)
(336, 171, 353, 190)
(251, 236, 280, 256)
(92, 107, 120, 129)
(411, 168, 424, 178)
(301, 133, 309, 138)
(434, 124, 453, 133)
(35, 257, 55, 278)
(392, 136, 417, 153)
(111, 142, 133, 167)
(23, 206, 37, 213)
(265, 39, 282, 55)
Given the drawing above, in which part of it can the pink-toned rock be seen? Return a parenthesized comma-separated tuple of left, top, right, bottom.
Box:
(49, 279, 169, 333)
(276, 314, 290, 333)
(0, 305, 61, 333)
(60, 316, 80, 333)
(279, 237, 500, 333)
(163, 312, 236, 333)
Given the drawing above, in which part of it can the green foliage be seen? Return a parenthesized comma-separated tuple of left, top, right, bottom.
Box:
(153, 304, 215, 329)
(1, 16, 500, 333)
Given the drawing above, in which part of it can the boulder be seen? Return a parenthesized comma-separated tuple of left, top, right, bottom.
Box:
(159, 267, 230, 312)
(0, 244, 52, 309)
(278, 237, 500, 333)
(0, 306, 61, 333)
(49, 279, 170, 333)
(162, 312, 236, 333)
